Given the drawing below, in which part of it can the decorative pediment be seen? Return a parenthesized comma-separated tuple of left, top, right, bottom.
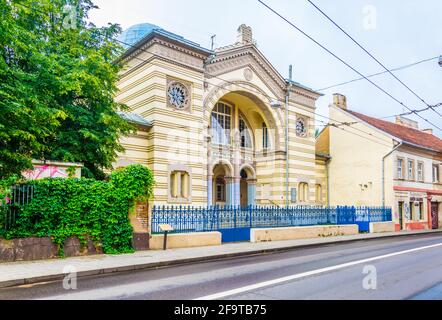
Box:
(205, 44, 321, 104)
(205, 45, 285, 99)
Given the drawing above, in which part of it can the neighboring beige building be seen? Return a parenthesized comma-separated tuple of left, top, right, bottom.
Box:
(317, 94, 442, 231)
(22, 160, 83, 180)
(114, 23, 326, 207)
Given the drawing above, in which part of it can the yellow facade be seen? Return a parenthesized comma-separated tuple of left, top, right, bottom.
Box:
(316, 94, 442, 230)
(114, 24, 325, 207)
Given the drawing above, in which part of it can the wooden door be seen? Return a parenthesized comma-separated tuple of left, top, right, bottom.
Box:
(431, 203, 439, 230)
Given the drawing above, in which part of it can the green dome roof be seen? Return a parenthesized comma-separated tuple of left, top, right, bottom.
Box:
(118, 23, 162, 48)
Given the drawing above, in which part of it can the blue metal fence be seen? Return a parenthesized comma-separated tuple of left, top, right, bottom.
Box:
(151, 205, 392, 241)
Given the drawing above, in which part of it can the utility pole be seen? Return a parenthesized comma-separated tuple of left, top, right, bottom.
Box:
(211, 34, 216, 51)
(285, 65, 293, 207)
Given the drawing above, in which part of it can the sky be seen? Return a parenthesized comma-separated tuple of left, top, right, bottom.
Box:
(89, 0, 442, 136)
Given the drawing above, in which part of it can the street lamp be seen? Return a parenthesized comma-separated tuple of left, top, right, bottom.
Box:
(270, 100, 283, 108)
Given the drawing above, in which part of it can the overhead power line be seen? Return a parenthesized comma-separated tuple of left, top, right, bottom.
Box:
(8, 1, 438, 146)
(382, 102, 442, 119)
(316, 56, 440, 91)
(257, 0, 442, 133)
(306, 0, 442, 119)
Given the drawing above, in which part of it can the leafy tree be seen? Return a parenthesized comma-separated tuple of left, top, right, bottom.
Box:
(0, 0, 134, 180)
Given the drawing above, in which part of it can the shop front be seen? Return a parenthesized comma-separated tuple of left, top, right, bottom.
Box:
(394, 186, 442, 231)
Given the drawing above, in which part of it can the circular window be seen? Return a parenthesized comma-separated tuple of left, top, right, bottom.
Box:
(167, 82, 189, 110)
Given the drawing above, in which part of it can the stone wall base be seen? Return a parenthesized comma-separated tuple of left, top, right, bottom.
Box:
(0, 237, 102, 263)
(149, 232, 222, 250)
(251, 225, 359, 243)
(370, 222, 396, 233)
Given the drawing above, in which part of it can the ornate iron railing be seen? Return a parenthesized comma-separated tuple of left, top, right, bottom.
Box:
(151, 205, 392, 234)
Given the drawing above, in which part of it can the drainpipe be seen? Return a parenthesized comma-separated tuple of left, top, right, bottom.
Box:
(285, 82, 292, 208)
(326, 158, 331, 207)
(382, 141, 403, 206)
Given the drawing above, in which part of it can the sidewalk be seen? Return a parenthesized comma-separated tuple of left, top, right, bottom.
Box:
(1, 229, 441, 288)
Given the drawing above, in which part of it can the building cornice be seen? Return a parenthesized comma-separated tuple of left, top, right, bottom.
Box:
(120, 32, 211, 64)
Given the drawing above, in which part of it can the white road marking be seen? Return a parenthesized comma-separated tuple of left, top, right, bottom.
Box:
(194, 242, 442, 300)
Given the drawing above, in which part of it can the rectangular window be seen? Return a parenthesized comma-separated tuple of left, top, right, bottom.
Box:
(169, 170, 191, 202)
(417, 162, 424, 182)
(407, 159, 415, 181)
(433, 165, 440, 183)
(397, 158, 404, 179)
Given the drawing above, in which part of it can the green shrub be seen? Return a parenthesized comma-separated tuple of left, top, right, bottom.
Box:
(3, 165, 154, 255)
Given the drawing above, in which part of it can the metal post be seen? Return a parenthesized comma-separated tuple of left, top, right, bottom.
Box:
(285, 66, 293, 208)
(382, 141, 403, 206)
(285, 89, 290, 208)
(163, 231, 168, 250)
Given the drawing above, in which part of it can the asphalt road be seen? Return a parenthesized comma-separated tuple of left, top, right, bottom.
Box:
(1, 233, 442, 300)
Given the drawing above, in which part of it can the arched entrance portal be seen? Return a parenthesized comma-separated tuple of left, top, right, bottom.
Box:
(207, 87, 278, 207)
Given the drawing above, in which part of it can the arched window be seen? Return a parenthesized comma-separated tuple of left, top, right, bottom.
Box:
(262, 122, 269, 149)
(298, 182, 309, 203)
(211, 102, 231, 145)
(315, 184, 322, 202)
(239, 115, 252, 149)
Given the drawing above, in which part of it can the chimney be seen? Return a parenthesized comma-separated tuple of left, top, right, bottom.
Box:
(237, 24, 253, 44)
(423, 128, 433, 135)
(333, 93, 347, 110)
(395, 116, 419, 129)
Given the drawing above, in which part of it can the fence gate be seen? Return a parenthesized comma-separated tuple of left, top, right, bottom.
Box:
(217, 208, 251, 243)
(219, 227, 250, 243)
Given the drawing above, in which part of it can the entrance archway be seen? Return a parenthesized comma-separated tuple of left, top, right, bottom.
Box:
(240, 165, 257, 207)
(211, 161, 234, 206)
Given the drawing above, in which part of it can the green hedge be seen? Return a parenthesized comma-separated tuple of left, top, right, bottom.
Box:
(3, 165, 154, 255)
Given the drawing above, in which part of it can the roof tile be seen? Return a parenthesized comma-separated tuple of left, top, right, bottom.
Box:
(347, 110, 442, 152)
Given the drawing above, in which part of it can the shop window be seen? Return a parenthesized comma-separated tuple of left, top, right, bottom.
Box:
(409, 201, 424, 221)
